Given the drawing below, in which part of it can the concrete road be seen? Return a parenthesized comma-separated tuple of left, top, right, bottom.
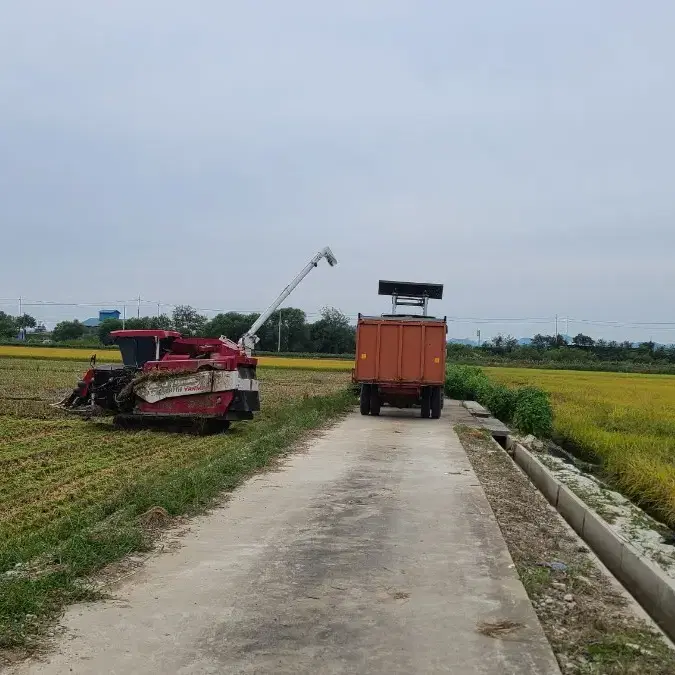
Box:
(15, 410, 560, 675)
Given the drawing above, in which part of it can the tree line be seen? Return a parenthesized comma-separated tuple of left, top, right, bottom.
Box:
(449, 332, 675, 365)
(0, 312, 39, 338)
(2, 306, 356, 355)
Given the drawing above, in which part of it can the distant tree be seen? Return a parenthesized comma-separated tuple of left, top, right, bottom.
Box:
(99, 315, 174, 344)
(653, 345, 669, 362)
(446, 343, 476, 360)
(52, 320, 85, 342)
(0, 312, 16, 338)
(148, 314, 173, 330)
(489, 335, 505, 354)
(15, 314, 36, 330)
(98, 318, 123, 344)
(504, 335, 519, 353)
(639, 341, 656, 353)
(572, 333, 595, 348)
(531, 334, 552, 350)
(124, 317, 152, 330)
(483, 334, 518, 355)
(203, 312, 258, 342)
(172, 305, 207, 336)
(256, 308, 309, 352)
(309, 307, 355, 354)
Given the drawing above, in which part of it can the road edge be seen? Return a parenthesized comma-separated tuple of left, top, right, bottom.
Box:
(508, 437, 675, 642)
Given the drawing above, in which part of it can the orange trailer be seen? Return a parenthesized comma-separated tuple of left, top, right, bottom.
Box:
(353, 281, 447, 418)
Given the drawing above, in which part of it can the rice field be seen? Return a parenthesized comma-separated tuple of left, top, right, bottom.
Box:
(0, 356, 351, 646)
(485, 367, 675, 528)
(0, 345, 352, 370)
(0, 358, 350, 547)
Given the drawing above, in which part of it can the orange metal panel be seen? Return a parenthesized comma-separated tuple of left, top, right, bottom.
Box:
(354, 318, 446, 385)
(401, 324, 423, 381)
(354, 323, 377, 380)
(423, 324, 446, 382)
(377, 322, 400, 381)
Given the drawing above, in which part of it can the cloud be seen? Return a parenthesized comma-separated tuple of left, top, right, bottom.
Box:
(1, 1, 674, 340)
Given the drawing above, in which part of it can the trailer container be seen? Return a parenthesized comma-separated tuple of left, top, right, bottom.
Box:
(353, 281, 447, 418)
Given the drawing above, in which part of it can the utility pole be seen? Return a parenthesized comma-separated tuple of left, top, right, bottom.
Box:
(476, 329, 481, 347)
(122, 306, 126, 329)
(137, 295, 141, 319)
(278, 309, 282, 352)
(566, 316, 569, 337)
(157, 301, 161, 318)
(18, 296, 22, 317)
(555, 314, 558, 339)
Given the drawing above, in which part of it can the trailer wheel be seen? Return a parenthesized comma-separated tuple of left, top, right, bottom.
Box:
(421, 387, 431, 418)
(370, 387, 381, 416)
(360, 384, 371, 415)
(430, 386, 442, 419)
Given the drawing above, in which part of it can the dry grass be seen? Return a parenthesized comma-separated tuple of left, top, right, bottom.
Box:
(485, 367, 675, 528)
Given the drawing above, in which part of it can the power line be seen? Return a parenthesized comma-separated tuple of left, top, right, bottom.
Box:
(4, 298, 675, 332)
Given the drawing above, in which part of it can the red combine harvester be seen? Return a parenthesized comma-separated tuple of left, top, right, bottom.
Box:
(56, 247, 338, 432)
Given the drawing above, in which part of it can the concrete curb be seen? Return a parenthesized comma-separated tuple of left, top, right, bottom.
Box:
(509, 440, 675, 641)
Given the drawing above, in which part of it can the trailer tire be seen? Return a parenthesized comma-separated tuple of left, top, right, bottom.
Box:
(421, 387, 431, 418)
(370, 387, 381, 416)
(430, 386, 442, 419)
(360, 384, 371, 415)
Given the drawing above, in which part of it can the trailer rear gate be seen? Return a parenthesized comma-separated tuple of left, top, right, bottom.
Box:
(354, 319, 446, 384)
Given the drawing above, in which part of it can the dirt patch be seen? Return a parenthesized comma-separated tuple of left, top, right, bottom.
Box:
(456, 426, 675, 675)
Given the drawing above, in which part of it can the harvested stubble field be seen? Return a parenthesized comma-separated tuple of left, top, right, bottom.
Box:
(0, 357, 351, 650)
(0, 346, 352, 370)
(485, 367, 675, 529)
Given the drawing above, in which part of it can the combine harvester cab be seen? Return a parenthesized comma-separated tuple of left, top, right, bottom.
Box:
(354, 280, 447, 419)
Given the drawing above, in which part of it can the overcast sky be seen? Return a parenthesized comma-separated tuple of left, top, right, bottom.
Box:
(1, 1, 674, 341)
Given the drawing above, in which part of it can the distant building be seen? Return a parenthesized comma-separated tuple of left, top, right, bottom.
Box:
(83, 309, 121, 328)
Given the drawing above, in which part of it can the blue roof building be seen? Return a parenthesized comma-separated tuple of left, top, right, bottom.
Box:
(83, 309, 121, 328)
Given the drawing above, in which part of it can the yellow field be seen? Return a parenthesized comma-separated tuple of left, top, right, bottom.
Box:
(0, 345, 352, 370)
(485, 367, 675, 527)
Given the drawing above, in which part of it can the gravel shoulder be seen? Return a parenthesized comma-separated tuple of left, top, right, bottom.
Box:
(457, 425, 675, 675)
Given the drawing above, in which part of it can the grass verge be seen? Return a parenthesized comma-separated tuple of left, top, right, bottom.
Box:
(445, 364, 553, 436)
(0, 387, 353, 651)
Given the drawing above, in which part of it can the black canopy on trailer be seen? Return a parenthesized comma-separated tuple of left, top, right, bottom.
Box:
(378, 280, 444, 299)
